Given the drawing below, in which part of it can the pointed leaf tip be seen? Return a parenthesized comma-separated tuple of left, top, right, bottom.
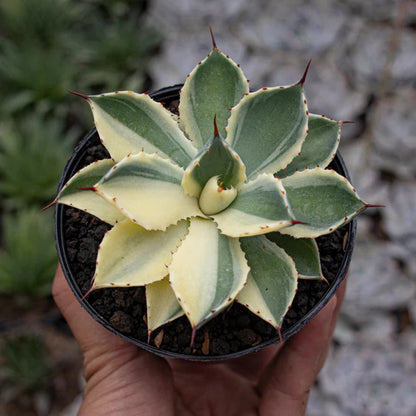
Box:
(364, 203, 385, 209)
(320, 275, 330, 285)
(77, 186, 96, 191)
(291, 219, 308, 226)
(338, 120, 358, 125)
(213, 115, 219, 136)
(80, 285, 95, 301)
(298, 59, 312, 85)
(209, 26, 217, 49)
(277, 327, 283, 343)
(41, 199, 57, 212)
(68, 90, 90, 100)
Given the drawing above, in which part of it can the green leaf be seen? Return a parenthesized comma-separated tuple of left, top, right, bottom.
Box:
(276, 114, 340, 178)
(169, 218, 249, 329)
(280, 168, 366, 238)
(212, 174, 293, 237)
(179, 48, 249, 149)
(181, 130, 246, 198)
(226, 84, 308, 178)
(87, 91, 197, 166)
(1, 334, 49, 391)
(0, 209, 56, 297)
(94, 153, 203, 230)
(0, 115, 76, 208)
(92, 220, 189, 289)
(146, 276, 184, 333)
(57, 159, 125, 225)
(237, 235, 298, 328)
(266, 232, 323, 280)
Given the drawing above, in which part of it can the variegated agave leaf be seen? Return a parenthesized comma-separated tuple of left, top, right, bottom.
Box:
(276, 114, 341, 179)
(56, 159, 124, 225)
(51, 32, 373, 346)
(179, 41, 249, 148)
(279, 168, 366, 238)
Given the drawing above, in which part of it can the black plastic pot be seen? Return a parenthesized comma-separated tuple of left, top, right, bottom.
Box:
(55, 85, 356, 361)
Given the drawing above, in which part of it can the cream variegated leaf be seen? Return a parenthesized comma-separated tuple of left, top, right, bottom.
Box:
(212, 173, 294, 237)
(169, 218, 249, 329)
(226, 84, 308, 178)
(146, 276, 185, 333)
(92, 220, 189, 289)
(198, 176, 238, 216)
(181, 130, 246, 198)
(87, 91, 197, 166)
(237, 235, 298, 328)
(57, 159, 124, 225)
(280, 168, 366, 238)
(93, 152, 203, 231)
(179, 47, 249, 149)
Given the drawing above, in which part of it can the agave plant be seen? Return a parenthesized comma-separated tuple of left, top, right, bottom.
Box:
(51, 33, 372, 344)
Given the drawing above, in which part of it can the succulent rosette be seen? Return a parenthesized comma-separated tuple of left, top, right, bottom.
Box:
(53, 36, 368, 343)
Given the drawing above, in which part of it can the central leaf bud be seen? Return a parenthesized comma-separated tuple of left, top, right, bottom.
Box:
(199, 176, 237, 215)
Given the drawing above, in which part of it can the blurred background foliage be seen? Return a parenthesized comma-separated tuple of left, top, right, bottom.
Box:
(0, 0, 160, 295)
(0, 1, 160, 412)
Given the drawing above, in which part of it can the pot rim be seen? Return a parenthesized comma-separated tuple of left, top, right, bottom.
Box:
(55, 85, 356, 361)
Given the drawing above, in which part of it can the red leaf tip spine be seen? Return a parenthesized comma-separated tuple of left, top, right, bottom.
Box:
(209, 26, 218, 49)
(291, 219, 308, 226)
(68, 90, 90, 100)
(41, 199, 57, 212)
(77, 186, 96, 192)
(213, 115, 219, 136)
(298, 59, 312, 85)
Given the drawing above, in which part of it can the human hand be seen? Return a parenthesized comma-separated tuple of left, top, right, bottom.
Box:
(53, 264, 346, 416)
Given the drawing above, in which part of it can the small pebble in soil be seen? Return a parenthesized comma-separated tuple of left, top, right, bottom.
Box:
(110, 311, 135, 334)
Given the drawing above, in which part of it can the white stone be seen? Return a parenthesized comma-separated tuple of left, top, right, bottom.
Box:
(339, 141, 390, 205)
(371, 89, 416, 180)
(384, 181, 416, 279)
(344, 25, 416, 89)
(317, 339, 416, 416)
(148, 33, 246, 90)
(344, 0, 398, 21)
(335, 312, 396, 343)
(385, 181, 416, 241)
(343, 239, 415, 316)
(236, 0, 348, 55)
(304, 58, 368, 122)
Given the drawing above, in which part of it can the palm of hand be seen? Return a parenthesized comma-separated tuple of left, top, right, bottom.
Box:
(53, 265, 345, 416)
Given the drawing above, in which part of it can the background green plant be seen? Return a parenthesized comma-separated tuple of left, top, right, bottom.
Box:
(0, 116, 78, 209)
(0, 0, 161, 296)
(1, 334, 49, 392)
(0, 0, 161, 405)
(0, 209, 57, 297)
(0, 0, 160, 122)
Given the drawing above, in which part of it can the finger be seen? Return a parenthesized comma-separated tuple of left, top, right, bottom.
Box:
(225, 343, 283, 382)
(321, 278, 347, 360)
(53, 264, 176, 415)
(52, 263, 127, 352)
(257, 281, 346, 416)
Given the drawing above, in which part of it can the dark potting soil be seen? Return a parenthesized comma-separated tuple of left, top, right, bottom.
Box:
(61, 99, 349, 357)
